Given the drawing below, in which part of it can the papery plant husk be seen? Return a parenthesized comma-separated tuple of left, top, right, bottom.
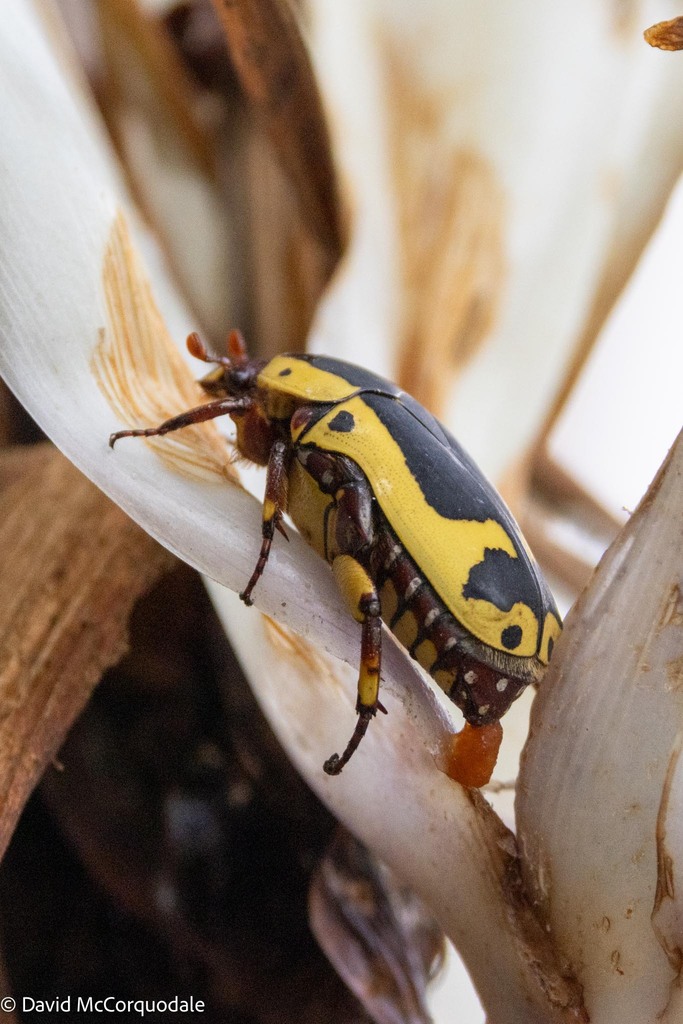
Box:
(517, 428, 683, 1024)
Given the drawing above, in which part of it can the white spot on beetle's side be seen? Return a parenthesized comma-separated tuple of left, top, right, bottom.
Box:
(478, 705, 490, 716)
(444, 637, 457, 651)
(297, 449, 309, 465)
(496, 677, 510, 692)
(405, 577, 421, 599)
(384, 544, 401, 570)
(424, 608, 439, 628)
(321, 470, 334, 488)
(464, 670, 478, 685)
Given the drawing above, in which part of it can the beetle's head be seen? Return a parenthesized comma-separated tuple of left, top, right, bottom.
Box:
(187, 329, 265, 398)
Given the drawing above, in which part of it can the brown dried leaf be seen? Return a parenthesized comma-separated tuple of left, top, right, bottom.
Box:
(210, 0, 345, 264)
(644, 17, 683, 51)
(0, 443, 174, 861)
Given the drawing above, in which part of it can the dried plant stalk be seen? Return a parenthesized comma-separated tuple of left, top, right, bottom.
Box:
(0, 443, 174, 860)
(210, 0, 344, 265)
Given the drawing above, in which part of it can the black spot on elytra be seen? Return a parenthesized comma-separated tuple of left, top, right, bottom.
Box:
(278, 368, 292, 376)
(328, 410, 355, 433)
(501, 624, 523, 650)
(547, 636, 554, 660)
(462, 547, 541, 621)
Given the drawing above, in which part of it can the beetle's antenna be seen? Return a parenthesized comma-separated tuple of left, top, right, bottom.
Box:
(227, 328, 249, 366)
(187, 328, 251, 370)
(186, 331, 232, 367)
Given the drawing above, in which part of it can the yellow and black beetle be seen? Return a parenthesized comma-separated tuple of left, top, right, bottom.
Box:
(110, 330, 561, 783)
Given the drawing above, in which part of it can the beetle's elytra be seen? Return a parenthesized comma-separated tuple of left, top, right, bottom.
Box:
(110, 330, 562, 784)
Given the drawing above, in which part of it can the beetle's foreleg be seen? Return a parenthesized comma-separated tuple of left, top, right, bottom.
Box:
(240, 439, 290, 606)
(109, 397, 251, 447)
(324, 554, 384, 776)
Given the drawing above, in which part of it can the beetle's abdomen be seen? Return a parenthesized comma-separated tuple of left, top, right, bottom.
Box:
(287, 457, 335, 561)
(369, 529, 534, 725)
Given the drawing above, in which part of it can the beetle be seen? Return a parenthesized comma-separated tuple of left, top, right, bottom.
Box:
(110, 330, 562, 781)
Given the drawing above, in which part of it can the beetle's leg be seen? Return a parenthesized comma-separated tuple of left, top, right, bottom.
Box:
(290, 454, 385, 772)
(320, 472, 384, 775)
(240, 439, 290, 606)
(108, 397, 251, 447)
(324, 554, 383, 776)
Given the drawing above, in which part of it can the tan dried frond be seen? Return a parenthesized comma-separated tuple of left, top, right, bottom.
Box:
(644, 17, 683, 51)
(93, 210, 237, 483)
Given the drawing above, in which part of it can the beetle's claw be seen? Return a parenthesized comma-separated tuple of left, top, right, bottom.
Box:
(323, 753, 343, 776)
(239, 590, 254, 607)
(275, 519, 289, 541)
(109, 428, 146, 448)
(322, 706, 375, 775)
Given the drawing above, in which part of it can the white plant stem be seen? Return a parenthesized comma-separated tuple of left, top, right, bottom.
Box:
(517, 429, 683, 1023)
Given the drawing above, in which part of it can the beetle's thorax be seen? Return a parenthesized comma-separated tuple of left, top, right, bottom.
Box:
(200, 364, 299, 466)
(231, 402, 282, 465)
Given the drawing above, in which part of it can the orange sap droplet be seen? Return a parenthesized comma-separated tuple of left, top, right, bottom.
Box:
(442, 721, 503, 788)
